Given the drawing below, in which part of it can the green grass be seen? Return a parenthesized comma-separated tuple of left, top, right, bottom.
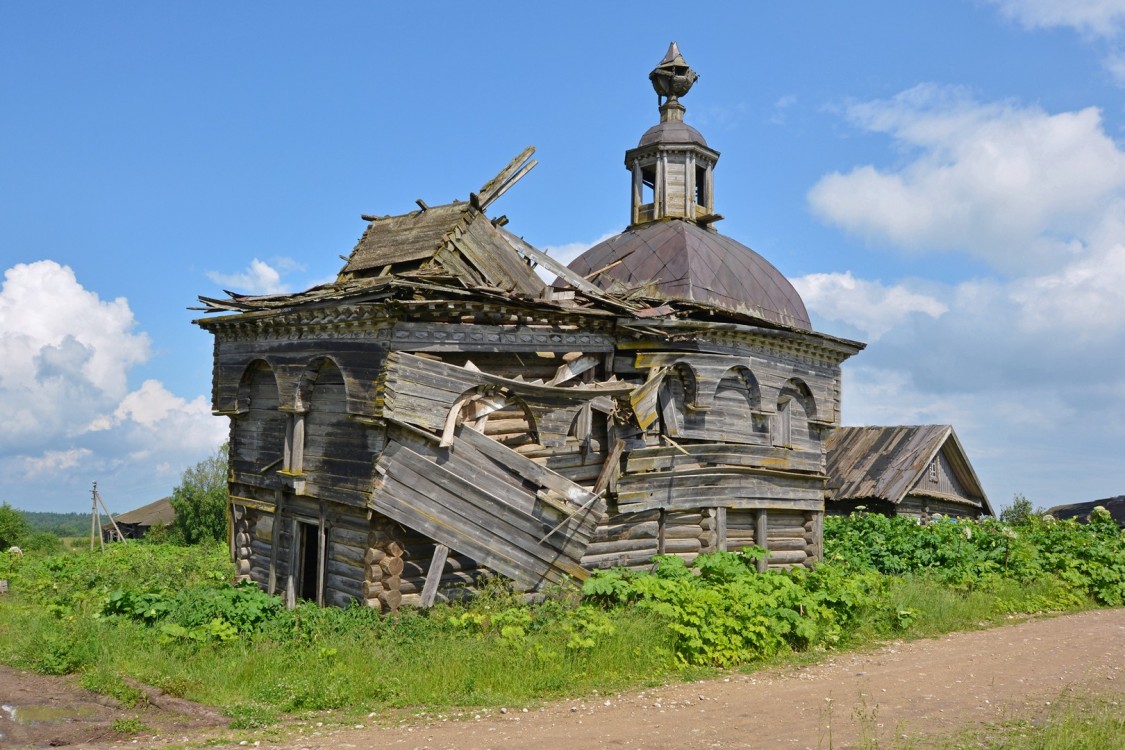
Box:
(855, 690, 1125, 749)
(0, 594, 684, 717)
(964, 693, 1125, 750)
(0, 513, 1119, 732)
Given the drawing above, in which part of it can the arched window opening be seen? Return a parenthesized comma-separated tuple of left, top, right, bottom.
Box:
(232, 360, 285, 477)
(773, 379, 814, 450)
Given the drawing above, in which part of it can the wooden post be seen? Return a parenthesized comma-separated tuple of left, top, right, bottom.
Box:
(419, 544, 449, 608)
(285, 518, 299, 608)
(755, 509, 768, 573)
(268, 490, 283, 595)
(317, 502, 327, 606)
(90, 483, 98, 551)
(715, 506, 727, 552)
(94, 487, 124, 543)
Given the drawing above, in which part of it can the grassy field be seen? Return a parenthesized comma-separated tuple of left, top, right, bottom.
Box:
(0, 512, 1121, 734)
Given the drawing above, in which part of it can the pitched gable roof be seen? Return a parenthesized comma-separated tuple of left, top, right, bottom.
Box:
(111, 496, 176, 527)
(826, 425, 990, 513)
(339, 200, 546, 297)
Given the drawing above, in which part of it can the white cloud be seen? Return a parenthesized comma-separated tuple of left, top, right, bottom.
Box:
(113, 379, 227, 454)
(0, 261, 151, 449)
(771, 95, 798, 125)
(0, 261, 226, 511)
(809, 84, 1125, 507)
(808, 85, 1125, 273)
(21, 448, 93, 478)
(793, 271, 947, 340)
(985, 0, 1125, 37)
(984, 1, 1125, 83)
(207, 258, 290, 295)
(1009, 233, 1125, 339)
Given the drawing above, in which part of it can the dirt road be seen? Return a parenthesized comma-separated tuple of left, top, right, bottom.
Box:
(1, 608, 1122, 749)
(278, 608, 1124, 750)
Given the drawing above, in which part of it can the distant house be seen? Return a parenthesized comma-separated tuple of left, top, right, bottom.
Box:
(825, 425, 992, 521)
(1046, 496, 1125, 528)
(102, 497, 176, 541)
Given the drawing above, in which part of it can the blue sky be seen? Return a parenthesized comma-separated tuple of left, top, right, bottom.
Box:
(2, 1, 1124, 513)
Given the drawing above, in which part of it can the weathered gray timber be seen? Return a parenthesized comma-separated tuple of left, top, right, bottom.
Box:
(825, 426, 992, 520)
(194, 44, 878, 610)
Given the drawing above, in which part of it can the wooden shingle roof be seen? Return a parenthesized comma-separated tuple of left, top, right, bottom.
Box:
(825, 425, 989, 512)
(339, 201, 546, 297)
(111, 496, 175, 527)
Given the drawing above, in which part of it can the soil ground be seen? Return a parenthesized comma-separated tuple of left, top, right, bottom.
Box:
(1, 607, 1122, 749)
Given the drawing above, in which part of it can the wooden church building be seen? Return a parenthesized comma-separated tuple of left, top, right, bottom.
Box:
(195, 45, 866, 610)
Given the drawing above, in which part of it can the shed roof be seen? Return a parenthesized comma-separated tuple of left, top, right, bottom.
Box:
(111, 496, 175, 527)
(825, 425, 990, 513)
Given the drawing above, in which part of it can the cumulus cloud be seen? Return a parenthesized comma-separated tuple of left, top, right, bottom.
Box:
(793, 272, 947, 340)
(984, 1, 1125, 83)
(207, 258, 290, 295)
(985, 0, 1125, 37)
(0, 261, 150, 449)
(113, 379, 226, 454)
(0, 260, 226, 510)
(807, 85, 1125, 505)
(808, 85, 1125, 272)
(21, 448, 93, 478)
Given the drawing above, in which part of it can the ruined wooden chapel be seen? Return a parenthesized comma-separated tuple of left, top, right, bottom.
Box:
(195, 44, 866, 610)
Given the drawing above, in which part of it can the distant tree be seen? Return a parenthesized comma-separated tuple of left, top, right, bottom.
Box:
(999, 493, 1037, 526)
(0, 502, 30, 548)
(169, 444, 229, 545)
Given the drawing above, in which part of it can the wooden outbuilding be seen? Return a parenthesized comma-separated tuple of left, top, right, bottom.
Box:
(102, 497, 176, 541)
(194, 44, 865, 609)
(825, 425, 992, 520)
(1046, 497, 1125, 528)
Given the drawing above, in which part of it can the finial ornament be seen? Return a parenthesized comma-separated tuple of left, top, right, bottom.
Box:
(649, 42, 697, 105)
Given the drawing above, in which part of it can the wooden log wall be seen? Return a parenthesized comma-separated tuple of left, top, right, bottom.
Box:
(898, 495, 985, 521)
(581, 509, 661, 571)
(212, 319, 853, 607)
(721, 508, 818, 568)
(231, 505, 257, 582)
(229, 364, 286, 491)
(324, 513, 368, 608)
(300, 362, 378, 508)
(765, 509, 815, 569)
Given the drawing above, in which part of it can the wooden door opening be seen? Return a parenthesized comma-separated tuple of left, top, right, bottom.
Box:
(296, 521, 321, 603)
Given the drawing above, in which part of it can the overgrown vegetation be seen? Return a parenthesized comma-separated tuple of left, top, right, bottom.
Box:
(0, 510, 1120, 727)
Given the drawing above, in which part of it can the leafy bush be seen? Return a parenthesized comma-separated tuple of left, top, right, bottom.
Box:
(583, 552, 884, 666)
(824, 512, 1124, 606)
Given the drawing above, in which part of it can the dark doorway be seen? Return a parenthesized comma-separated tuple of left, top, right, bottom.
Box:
(297, 522, 320, 602)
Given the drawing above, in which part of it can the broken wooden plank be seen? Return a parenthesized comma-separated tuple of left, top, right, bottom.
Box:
(419, 544, 449, 608)
(547, 354, 599, 386)
(373, 442, 589, 588)
(630, 367, 667, 430)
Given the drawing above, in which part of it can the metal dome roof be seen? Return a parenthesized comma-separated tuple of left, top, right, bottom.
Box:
(563, 220, 811, 330)
(637, 120, 708, 148)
